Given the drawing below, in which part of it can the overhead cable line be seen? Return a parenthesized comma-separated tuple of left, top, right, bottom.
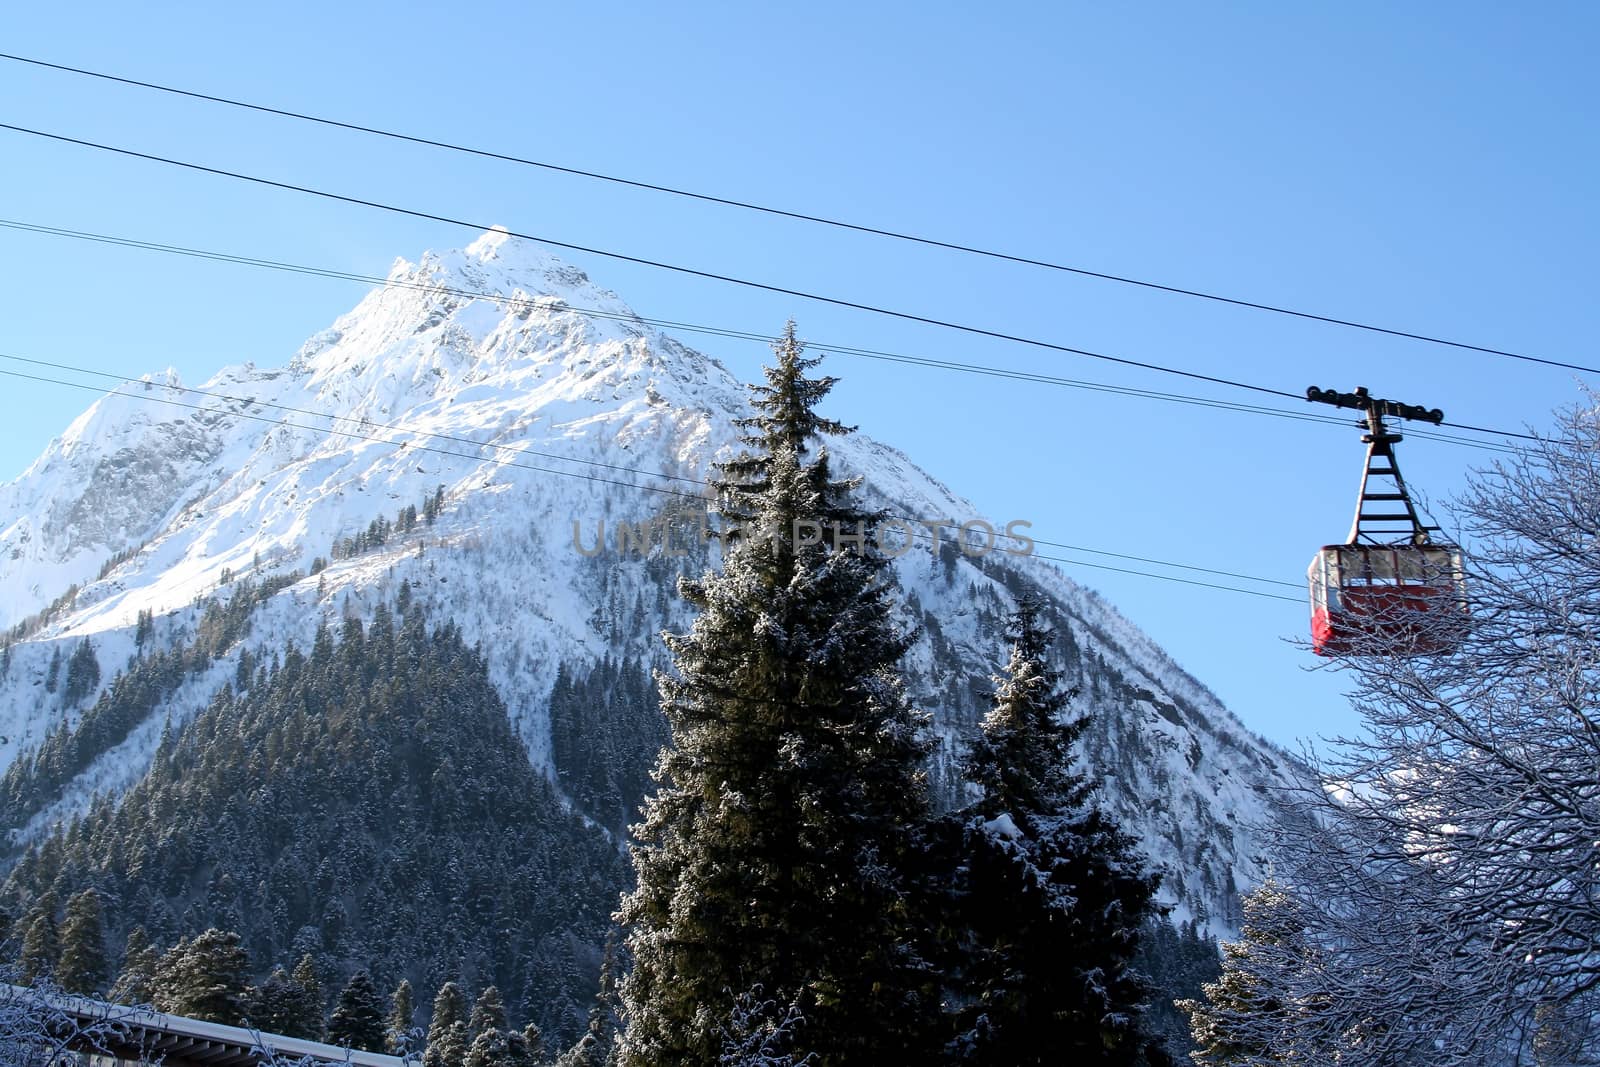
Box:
(0, 51, 1586, 377)
(0, 122, 1332, 406)
(0, 215, 1527, 453)
(0, 362, 1302, 602)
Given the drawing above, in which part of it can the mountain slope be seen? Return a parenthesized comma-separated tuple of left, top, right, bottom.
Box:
(0, 228, 1300, 932)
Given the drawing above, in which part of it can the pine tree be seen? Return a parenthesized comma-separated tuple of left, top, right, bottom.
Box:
(328, 969, 388, 1052)
(470, 985, 508, 1039)
(618, 323, 935, 1065)
(17, 895, 59, 984)
(290, 953, 326, 1039)
(388, 978, 418, 1056)
(55, 887, 107, 994)
(467, 1025, 515, 1067)
(514, 1022, 547, 1067)
(110, 925, 160, 1005)
(149, 928, 251, 1023)
(43, 645, 61, 694)
(1178, 880, 1320, 1065)
(947, 597, 1158, 1064)
(63, 638, 101, 704)
(246, 966, 322, 1038)
(425, 982, 470, 1067)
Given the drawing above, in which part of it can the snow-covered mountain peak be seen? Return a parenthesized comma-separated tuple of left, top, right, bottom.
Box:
(289, 230, 684, 407)
(0, 233, 1302, 932)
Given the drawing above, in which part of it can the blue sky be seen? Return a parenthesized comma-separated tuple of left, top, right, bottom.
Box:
(1, 2, 1595, 750)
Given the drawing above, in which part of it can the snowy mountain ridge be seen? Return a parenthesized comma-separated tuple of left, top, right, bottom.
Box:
(0, 229, 1300, 930)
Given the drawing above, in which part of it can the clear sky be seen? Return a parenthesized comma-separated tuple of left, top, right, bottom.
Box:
(1, 2, 1595, 751)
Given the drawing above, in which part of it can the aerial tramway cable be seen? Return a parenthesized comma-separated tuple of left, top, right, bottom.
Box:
(0, 52, 1588, 377)
(7, 120, 1548, 446)
(0, 218, 1526, 456)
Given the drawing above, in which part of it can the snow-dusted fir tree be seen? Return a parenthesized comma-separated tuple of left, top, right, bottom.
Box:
(290, 954, 326, 1040)
(1177, 879, 1321, 1066)
(328, 970, 388, 1052)
(16, 893, 57, 983)
(245, 965, 324, 1041)
(947, 597, 1156, 1064)
(424, 982, 470, 1067)
(55, 887, 106, 995)
(148, 927, 250, 1023)
(388, 979, 419, 1057)
(617, 323, 935, 1066)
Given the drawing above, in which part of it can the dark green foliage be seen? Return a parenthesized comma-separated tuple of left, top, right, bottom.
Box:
(329, 970, 388, 1052)
(246, 965, 325, 1039)
(1, 573, 301, 841)
(471, 985, 508, 1038)
(17, 894, 57, 983)
(428, 1021, 472, 1067)
(1, 602, 623, 1050)
(43, 645, 61, 694)
(111, 925, 159, 1004)
(618, 324, 936, 1065)
(1136, 917, 1222, 1064)
(466, 1025, 515, 1067)
(940, 598, 1159, 1065)
(426, 982, 470, 1067)
(388, 978, 417, 1055)
(150, 928, 251, 1023)
(292, 954, 327, 1040)
(1, 646, 186, 837)
(333, 492, 437, 560)
(62, 639, 102, 705)
(964, 597, 1088, 822)
(548, 657, 667, 833)
(518, 1023, 547, 1065)
(98, 543, 146, 580)
(55, 887, 107, 994)
(1176, 881, 1314, 1066)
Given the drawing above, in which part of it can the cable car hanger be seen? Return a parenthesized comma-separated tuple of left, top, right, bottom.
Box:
(1307, 385, 1443, 547)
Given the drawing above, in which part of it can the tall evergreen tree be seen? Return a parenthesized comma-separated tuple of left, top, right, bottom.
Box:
(618, 323, 935, 1065)
(246, 965, 322, 1039)
(43, 645, 61, 694)
(388, 978, 418, 1056)
(1177, 880, 1322, 1065)
(946, 598, 1158, 1064)
(55, 887, 107, 994)
(328, 969, 388, 1052)
(110, 925, 159, 1005)
(425, 982, 470, 1067)
(291, 953, 326, 1039)
(515, 1022, 547, 1067)
(16, 896, 58, 984)
(470, 985, 508, 1039)
(62, 639, 101, 705)
(149, 928, 251, 1023)
(467, 1025, 515, 1067)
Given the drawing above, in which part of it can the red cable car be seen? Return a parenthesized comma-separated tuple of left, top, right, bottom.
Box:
(1304, 387, 1468, 657)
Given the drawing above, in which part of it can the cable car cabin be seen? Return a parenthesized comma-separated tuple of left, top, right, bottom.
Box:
(1307, 543, 1467, 656)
